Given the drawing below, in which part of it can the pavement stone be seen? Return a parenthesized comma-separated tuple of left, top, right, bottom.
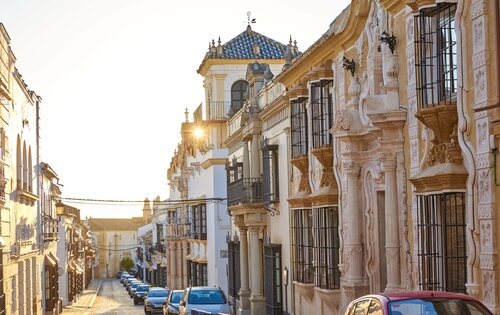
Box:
(64, 279, 103, 310)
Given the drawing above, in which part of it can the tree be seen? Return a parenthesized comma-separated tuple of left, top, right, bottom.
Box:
(120, 256, 135, 270)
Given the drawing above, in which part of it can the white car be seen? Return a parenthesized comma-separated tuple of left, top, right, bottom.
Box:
(178, 286, 231, 315)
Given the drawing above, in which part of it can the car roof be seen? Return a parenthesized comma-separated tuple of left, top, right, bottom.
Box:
(189, 286, 222, 291)
(149, 287, 168, 291)
(360, 291, 479, 303)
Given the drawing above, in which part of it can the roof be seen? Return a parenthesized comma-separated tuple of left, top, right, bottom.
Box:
(197, 25, 300, 74)
(89, 218, 143, 231)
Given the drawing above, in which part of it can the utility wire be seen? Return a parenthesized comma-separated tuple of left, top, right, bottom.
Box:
(61, 197, 226, 204)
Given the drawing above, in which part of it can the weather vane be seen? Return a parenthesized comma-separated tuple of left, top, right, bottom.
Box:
(246, 11, 256, 25)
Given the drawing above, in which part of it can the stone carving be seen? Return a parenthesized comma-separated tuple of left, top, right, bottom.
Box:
(474, 68, 487, 103)
(473, 19, 485, 52)
(471, 0, 488, 20)
(406, 18, 414, 43)
(480, 221, 492, 250)
(478, 204, 495, 219)
(334, 110, 351, 131)
(482, 271, 494, 303)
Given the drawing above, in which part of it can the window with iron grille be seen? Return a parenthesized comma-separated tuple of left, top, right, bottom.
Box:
(310, 80, 333, 148)
(291, 208, 313, 283)
(416, 192, 467, 293)
(262, 142, 279, 203)
(226, 159, 243, 184)
(313, 206, 340, 290)
(231, 80, 249, 113)
(264, 244, 283, 315)
(0, 250, 4, 315)
(415, 3, 457, 109)
(227, 240, 241, 298)
(191, 204, 207, 240)
(290, 97, 308, 159)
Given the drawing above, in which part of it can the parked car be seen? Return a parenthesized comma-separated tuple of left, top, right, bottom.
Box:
(163, 289, 183, 315)
(130, 281, 145, 297)
(120, 273, 132, 284)
(145, 287, 170, 314)
(127, 280, 142, 294)
(178, 286, 231, 315)
(125, 279, 140, 291)
(122, 275, 136, 286)
(116, 271, 126, 279)
(343, 291, 493, 315)
(133, 284, 151, 305)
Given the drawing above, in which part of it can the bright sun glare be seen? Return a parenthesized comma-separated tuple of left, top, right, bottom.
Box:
(194, 127, 204, 139)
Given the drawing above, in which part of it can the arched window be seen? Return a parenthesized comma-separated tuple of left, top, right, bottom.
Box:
(28, 146, 32, 192)
(230, 80, 248, 114)
(16, 136, 21, 190)
(22, 141, 27, 190)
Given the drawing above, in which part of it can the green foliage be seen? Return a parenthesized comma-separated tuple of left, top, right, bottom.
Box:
(120, 256, 135, 270)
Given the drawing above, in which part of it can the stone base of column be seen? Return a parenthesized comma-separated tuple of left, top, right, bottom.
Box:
(249, 294, 266, 315)
(341, 281, 369, 307)
(238, 288, 251, 315)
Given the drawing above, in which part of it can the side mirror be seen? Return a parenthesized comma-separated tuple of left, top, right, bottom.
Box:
(180, 300, 186, 307)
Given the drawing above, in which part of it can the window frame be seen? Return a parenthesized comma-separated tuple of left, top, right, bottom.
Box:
(415, 3, 458, 109)
(290, 97, 309, 159)
(264, 243, 283, 315)
(261, 141, 279, 203)
(291, 208, 314, 283)
(310, 80, 333, 149)
(230, 80, 249, 114)
(416, 192, 467, 293)
(312, 206, 340, 290)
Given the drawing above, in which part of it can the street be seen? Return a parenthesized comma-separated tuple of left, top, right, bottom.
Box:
(63, 278, 144, 315)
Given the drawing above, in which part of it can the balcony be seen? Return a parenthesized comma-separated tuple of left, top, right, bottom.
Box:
(227, 177, 263, 206)
(155, 242, 166, 253)
(207, 101, 231, 121)
(42, 217, 59, 242)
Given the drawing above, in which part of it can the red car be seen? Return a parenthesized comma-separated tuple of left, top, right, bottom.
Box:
(344, 291, 492, 315)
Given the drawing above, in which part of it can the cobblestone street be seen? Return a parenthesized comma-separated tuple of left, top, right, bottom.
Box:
(63, 278, 144, 315)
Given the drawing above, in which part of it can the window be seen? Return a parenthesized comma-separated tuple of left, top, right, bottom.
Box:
(290, 97, 308, 159)
(416, 192, 466, 293)
(230, 80, 248, 114)
(291, 208, 313, 283)
(415, 3, 457, 109)
(264, 244, 282, 315)
(262, 141, 279, 203)
(310, 80, 333, 148)
(188, 261, 208, 286)
(227, 240, 241, 298)
(191, 204, 207, 240)
(313, 206, 340, 290)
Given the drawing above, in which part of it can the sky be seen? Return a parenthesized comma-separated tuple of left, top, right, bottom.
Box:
(0, 0, 351, 218)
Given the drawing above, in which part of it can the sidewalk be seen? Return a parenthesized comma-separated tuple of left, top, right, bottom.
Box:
(64, 278, 103, 309)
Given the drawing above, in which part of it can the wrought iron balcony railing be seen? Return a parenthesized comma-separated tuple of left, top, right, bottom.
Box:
(227, 177, 263, 206)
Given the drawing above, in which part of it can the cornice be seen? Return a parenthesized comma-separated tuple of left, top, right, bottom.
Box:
(379, 0, 408, 14)
(201, 158, 227, 169)
(277, 0, 371, 87)
(198, 58, 285, 77)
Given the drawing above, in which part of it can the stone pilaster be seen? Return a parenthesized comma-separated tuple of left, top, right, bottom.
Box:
(251, 133, 260, 179)
(380, 152, 401, 291)
(238, 227, 250, 315)
(248, 227, 265, 315)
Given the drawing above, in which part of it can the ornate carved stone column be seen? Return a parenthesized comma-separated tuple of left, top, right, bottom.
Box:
(238, 227, 250, 315)
(380, 152, 401, 291)
(176, 241, 183, 289)
(342, 161, 366, 301)
(249, 227, 265, 315)
(243, 141, 250, 179)
(251, 133, 260, 179)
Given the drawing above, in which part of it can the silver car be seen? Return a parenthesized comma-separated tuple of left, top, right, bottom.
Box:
(178, 286, 231, 315)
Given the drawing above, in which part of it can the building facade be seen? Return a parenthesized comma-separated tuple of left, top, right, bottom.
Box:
(220, 0, 500, 314)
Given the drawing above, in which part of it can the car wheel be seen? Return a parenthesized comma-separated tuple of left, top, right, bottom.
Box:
(144, 307, 150, 314)
(134, 298, 138, 305)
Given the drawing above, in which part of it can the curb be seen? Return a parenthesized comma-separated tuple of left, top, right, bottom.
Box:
(88, 278, 103, 308)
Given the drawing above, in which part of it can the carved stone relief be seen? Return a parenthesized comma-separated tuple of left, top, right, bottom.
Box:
(471, 0, 488, 20)
(472, 18, 485, 53)
(482, 270, 494, 304)
(478, 203, 495, 220)
(406, 18, 414, 43)
(480, 221, 492, 251)
(474, 67, 487, 104)
(477, 169, 491, 203)
(477, 118, 490, 154)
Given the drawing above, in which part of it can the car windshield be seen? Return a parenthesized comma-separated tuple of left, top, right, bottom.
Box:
(131, 283, 141, 288)
(170, 291, 183, 303)
(137, 286, 150, 292)
(148, 290, 168, 298)
(389, 298, 492, 315)
(189, 289, 226, 305)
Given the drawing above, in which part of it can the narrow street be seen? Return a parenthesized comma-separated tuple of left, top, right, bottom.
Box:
(64, 278, 144, 315)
